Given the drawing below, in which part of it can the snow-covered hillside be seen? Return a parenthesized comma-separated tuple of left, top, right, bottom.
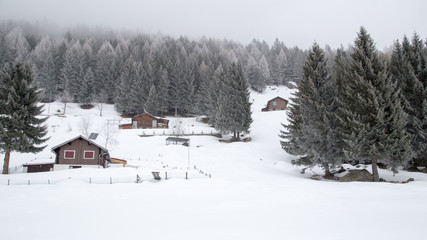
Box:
(1, 86, 427, 240)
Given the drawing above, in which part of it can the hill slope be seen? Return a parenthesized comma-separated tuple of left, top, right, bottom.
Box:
(1, 86, 427, 240)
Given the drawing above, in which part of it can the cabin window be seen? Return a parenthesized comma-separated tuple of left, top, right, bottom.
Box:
(83, 150, 95, 160)
(273, 101, 277, 106)
(64, 150, 75, 159)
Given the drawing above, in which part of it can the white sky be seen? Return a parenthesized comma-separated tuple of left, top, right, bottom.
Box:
(0, 0, 426, 49)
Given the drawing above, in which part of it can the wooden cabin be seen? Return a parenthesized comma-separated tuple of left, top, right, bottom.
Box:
(51, 135, 111, 169)
(261, 96, 288, 111)
(119, 112, 169, 129)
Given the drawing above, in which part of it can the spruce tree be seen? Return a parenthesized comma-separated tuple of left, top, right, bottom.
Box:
(391, 37, 427, 161)
(78, 67, 95, 107)
(157, 66, 170, 116)
(340, 27, 411, 181)
(127, 61, 146, 116)
(281, 43, 339, 177)
(193, 62, 213, 115)
(331, 47, 350, 163)
(144, 85, 159, 116)
(61, 41, 84, 102)
(0, 63, 49, 174)
(115, 59, 133, 115)
(94, 41, 116, 104)
(215, 63, 252, 140)
(245, 56, 264, 92)
(207, 65, 223, 126)
(37, 52, 57, 102)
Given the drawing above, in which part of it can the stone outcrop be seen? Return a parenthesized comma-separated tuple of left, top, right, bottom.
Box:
(339, 169, 373, 182)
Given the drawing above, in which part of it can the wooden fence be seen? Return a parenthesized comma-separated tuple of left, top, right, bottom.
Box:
(0, 170, 211, 186)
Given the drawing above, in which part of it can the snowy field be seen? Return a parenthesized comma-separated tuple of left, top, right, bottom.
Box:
(1, 86, 427, 240)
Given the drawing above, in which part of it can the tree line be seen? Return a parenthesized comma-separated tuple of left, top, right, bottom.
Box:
(0, 21, 308, 119)
(281, 27, 427, 181)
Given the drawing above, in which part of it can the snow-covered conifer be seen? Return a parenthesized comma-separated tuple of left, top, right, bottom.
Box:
(0, 63, 49, 174)
(215, 63, 252, 140)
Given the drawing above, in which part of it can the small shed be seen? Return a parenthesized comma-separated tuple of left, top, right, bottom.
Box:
(51, 135, 111, 169)
(119, 112, 169, 129)
(22, 163, 54, 173)
(166, 137, 190, 146)
(261, 96, 288, 111)
(110, 157, 128, 167)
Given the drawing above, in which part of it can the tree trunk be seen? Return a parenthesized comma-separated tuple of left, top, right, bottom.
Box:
(371, 157, 380, 182)
(2, 149, 11, 174)
(323, 167, 333, 179)
(98, 103, 103, 116)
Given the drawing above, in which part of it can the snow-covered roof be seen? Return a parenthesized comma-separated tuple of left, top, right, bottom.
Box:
(267, 96, 288, 103)
(132, 111, 168, 122)
(50, 135, 108, 153)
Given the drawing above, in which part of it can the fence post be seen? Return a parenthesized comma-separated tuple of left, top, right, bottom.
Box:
(165, 171, 168, 180)
(209, 174, 211, 178)
(48, 179, 50, 184)
(28, 180, 30, 185)
(89, 178, 92, 184)
(110, 177, 112, 184)
(8, 179, 10, 186)
(185, 172, 188, 180)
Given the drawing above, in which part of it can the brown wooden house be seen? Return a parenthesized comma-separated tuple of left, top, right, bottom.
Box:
(51, 135, 111, 169)
(262, 96, 288, 111)
(119, 112, 169, 129)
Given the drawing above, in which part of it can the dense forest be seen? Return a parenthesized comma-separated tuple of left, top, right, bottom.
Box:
(0, 20, 313, 118)
(281, 27, 427, 180)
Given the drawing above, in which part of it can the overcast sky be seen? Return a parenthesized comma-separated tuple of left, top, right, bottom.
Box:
(0, 0, 426, 49)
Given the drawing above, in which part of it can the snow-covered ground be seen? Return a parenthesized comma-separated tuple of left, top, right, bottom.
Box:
(1, 86, 427, 240)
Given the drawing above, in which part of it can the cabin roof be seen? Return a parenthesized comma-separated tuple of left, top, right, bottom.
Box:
(267, 96, 287, 103)
(51, 135, 108, 153)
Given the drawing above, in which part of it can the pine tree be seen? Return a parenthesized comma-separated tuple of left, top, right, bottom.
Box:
(0, 63, 49, 174)
(207, 65, 223, 126)
(281, 43, 339, 177)
(340, 27, 411, 181)
(391, 37, 427, 161)
(127, 61, 146, 116)
(115, 59, 133, 115)
(61, 41, 84, 102)
(193, 62, 212, 115)
(78, 67, 95, 107)
(330, 47, 350, 163)
(144, 85, 159, 116)
(94, 41, 116, 104)
(37, 52, 57, 102)
(157, 66, 170, 116)
(245, 56, 264, 92)
(215, 63, 252, 140)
